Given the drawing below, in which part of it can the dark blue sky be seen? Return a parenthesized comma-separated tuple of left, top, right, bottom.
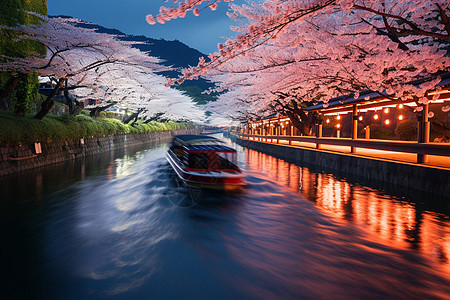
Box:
(47, 0, 244, 54)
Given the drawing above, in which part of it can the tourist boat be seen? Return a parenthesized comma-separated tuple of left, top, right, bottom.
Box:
(166, 135, 245, 190)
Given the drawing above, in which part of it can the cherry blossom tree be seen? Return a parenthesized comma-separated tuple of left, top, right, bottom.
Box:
(148, 0, 450, 131)
(0, 13, 166, 119)
(138, 89, 207, 123)
(68, 62, 207, 123)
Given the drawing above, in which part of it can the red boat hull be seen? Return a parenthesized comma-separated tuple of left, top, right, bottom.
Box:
(166, 152, 244, 190)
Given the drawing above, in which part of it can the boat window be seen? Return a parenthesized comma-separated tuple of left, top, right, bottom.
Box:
(216, 152, 238, 170)
(188, 153, 208, 169)
(170, 145, 184, 159)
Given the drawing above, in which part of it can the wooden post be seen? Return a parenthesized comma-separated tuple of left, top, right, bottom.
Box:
(289, 125, 293, 145)
(417, 104, 429, 163)
(351, 104, 358, 153)
(365, 126, 370, 139)
(316, 123, 323, 149)
(276, 124, 280, 144)
(337, 129, 341, 138)
(424, 104, 430, 144)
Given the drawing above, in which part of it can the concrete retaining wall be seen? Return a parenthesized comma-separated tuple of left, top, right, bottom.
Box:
(0, 129, 197, 177)
(236, 137, 450, 197)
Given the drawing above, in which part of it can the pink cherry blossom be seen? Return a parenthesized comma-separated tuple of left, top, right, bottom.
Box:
(146, 15, 156, 25)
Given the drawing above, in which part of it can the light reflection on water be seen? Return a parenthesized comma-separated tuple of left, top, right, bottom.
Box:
(0, 138, 449, 299)
(244, 147, 450, 278)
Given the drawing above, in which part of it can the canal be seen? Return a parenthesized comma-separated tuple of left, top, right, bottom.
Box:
(1, 135, 449, 299)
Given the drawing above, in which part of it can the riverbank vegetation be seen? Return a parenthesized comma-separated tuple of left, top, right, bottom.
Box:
(0, 111, 190, 144)
(0, 0, 47, 115)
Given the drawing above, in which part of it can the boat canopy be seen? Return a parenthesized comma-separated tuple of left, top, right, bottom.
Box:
(185, 144, 236, 153)
(169, 134, 240, 173)
(173, 135, 223, 146)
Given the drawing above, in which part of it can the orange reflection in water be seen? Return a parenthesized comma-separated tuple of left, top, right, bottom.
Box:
(245, 149, 450, 276)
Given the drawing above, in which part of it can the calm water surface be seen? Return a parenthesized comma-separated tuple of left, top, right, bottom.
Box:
(1, 136, 449, 300)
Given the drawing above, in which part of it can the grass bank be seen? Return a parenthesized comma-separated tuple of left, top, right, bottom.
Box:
(0, 111, 190, 144)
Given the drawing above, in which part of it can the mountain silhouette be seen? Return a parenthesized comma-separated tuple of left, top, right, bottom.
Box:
(53, 16, 218, 104)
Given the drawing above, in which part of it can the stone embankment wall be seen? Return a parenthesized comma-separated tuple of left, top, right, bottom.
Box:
(235, 137, 450, 197)
(0, 129, 197, 177)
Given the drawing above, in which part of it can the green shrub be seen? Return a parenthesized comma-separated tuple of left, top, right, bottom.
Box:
(132, 124, 146, 134)
(148, 121, 165, 132)
(370, 124, 396, 140)
(0, 111, 188, 144)
(79, 110, 90, 116)
(395, 119, 417, 141)
(97, 118, 116, 135)
(74, 114, 99, 136)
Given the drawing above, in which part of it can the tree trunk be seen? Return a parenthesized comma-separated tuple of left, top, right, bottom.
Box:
(272, 95, 318, 136)
(123, 108, 143, 124)
(144, 112, 164, 123)
(70, 100, 85, 115)
(14, 105, 25, 117)
(89, 102, 115, 117)
(64, 80, 84, 115)
(34, 78, 65, 120)
(130, 109, 145, 126)
(286, 101, 316, 136)
(285, 111, 305, 135)
(0, 75, 22, 111)
(64, 79, 74, 112)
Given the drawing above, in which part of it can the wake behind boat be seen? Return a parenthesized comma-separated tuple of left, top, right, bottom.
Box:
(166, 135, 245, 190)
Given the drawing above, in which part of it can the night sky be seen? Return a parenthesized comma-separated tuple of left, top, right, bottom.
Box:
(47, 0, 244, 54)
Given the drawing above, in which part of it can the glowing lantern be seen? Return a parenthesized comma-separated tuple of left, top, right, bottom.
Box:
(336, 124, 341, 128)
(337, 115, 341, 120)
(326, 118, 330, 124)
(374, 114, 379, 120)
(385, 119, 390, 125)
(384, 107, 389, 113)
(398, 104, 404, 109)
(398, 115, 404, 120)
(358, 116, 363, 121)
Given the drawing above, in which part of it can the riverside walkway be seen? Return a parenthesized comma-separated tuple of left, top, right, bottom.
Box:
(234, 133, 450, 197)
(240, 135, 450, 169)
(279, 140, 449, 169)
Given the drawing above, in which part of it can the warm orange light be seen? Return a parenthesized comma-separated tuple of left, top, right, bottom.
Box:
(326, 118, 330, 124)
(374, 114, 379, 120)
(337, 115, 341, 120)
(336, 124, 341, 128)
(358, 116, 363, 121)
(385, 119, 390, 125)
(398, 115, 404, 120)
(384, 107, 389, 113)
(398, 104, 404, 109)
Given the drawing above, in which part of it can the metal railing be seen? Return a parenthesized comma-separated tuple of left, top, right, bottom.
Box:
(236, 134, 450, 158)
